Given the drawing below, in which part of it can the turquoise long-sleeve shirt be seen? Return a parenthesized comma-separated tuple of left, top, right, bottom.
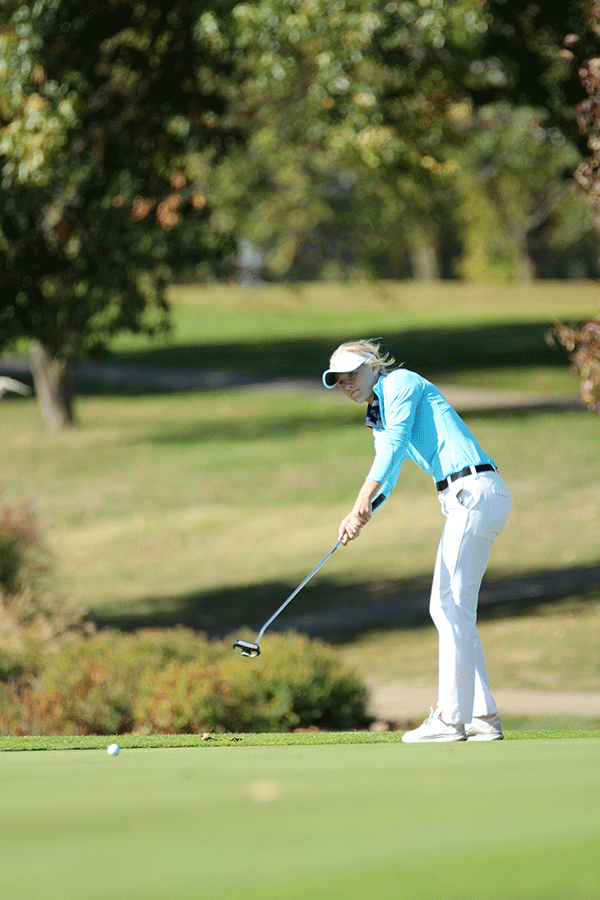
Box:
(366, 369, 495, 497)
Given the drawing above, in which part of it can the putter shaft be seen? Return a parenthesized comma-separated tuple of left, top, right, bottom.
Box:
(234, 493, 386, 655)
(255, 540, 342, 643)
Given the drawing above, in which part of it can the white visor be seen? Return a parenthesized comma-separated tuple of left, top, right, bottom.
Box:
(322, 351, 374, 388)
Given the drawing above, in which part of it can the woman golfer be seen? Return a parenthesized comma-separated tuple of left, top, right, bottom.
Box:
(322, 339, 511, 742)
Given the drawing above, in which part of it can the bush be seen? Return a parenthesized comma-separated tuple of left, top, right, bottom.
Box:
(0, 500, 83, 678)
(135, 633, 369, 734)
(0, 500, 49, 602)
(0, 503, 81, 680)
(0, 628, 370, 735)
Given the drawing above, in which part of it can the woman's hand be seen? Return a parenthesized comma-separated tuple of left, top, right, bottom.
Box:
(338, 480, 382, 545)
(339, 512, 363, 544)
(339, 498, 373, 544)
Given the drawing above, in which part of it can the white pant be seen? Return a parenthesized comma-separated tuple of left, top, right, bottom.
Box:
(430, 470, 512, 725)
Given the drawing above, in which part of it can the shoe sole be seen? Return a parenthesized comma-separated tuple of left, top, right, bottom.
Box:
(402, 734, 467, 743)
(465, 733, 503, 741)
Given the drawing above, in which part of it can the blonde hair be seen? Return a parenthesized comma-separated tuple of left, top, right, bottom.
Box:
(330, 339, 397, 376)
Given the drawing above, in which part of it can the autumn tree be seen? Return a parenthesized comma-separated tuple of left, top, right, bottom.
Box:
(0, 0, 238, 429)
(1, 0, 483, 426)
(550, 2, 600, 414)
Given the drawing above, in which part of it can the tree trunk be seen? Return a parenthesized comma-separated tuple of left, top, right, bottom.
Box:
(30, 341, 75, 430)
(409, 242, 441, 280)
(515, 250, 536, 282)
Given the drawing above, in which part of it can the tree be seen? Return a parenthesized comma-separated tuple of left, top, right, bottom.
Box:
(0, 1, 238, 429)
(1, 0, 488, 427)
(3, 0, 599, 432)
(361, 1, 599, 281)
(216, 0, 596, 282)
(451, 102, 588, 281)
(471, 2, 600, 148)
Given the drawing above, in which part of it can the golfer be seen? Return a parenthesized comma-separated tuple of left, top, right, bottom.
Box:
(322, 340, 511, 742)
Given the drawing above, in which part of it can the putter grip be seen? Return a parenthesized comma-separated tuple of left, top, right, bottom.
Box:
(372, 493, 385, 511)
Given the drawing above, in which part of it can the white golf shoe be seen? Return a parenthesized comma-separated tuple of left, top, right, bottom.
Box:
(401, 708, 466, 743)
(465, 714, 504, 741)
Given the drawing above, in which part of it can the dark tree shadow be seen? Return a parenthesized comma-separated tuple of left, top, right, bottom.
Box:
(74, 318, 574, 396)
(86, 563, 600, 643)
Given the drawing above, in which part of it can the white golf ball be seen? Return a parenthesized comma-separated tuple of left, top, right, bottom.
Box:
(107, 743, 120, 756)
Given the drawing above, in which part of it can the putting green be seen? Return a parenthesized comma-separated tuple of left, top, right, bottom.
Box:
(2, 739, 599, 900)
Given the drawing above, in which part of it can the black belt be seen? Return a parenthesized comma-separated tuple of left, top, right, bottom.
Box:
(436, 464, 496, 493)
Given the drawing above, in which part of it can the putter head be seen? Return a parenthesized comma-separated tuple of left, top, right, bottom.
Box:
(233, 639, 261, 658)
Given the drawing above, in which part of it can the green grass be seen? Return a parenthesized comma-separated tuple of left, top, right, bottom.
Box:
(1, 736, 599, 900)
(123, 278, 600, 346)
(1, 729, 600, 751)
(12, 280, 595, 392)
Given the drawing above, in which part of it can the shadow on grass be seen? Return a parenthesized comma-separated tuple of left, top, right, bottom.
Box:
(81, 318, 570, 396)
(86, 573, 432, 635)
(86, 563, 600, 642)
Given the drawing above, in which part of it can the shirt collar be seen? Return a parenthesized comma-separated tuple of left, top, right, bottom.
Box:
(365, 394, 383, 429)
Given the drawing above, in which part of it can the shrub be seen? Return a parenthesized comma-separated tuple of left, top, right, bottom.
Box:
(0, 500, 82, 678)
(17, 628, 215, 734)
(0, 628, 370, 735)
(0, 500, 48, 600)
(134, 633, 369, 734)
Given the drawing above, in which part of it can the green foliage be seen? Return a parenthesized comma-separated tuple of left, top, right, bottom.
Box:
(479, 1, 600, 140)
(211, 0, 595, 281)
(0, 628, 369, 735)
(1, 1, 598, 429)
(453, 103, 589, 281)
(0, 0, 237, 360)
(1, 1, 596, 356)
(211, 0, 492, 275)
(136, 633, 369, 734)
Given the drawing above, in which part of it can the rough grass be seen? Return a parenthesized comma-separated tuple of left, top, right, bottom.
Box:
(335, 591, 600, 694)
(3, 393, 599, 630)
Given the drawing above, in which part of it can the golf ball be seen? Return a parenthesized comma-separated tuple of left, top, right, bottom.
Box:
(107, 743, 120, 756)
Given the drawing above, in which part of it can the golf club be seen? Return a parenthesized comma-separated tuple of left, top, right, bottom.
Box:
(233, 493, 386, 657)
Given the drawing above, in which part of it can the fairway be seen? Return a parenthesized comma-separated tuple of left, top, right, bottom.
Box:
(2, 738, 599, 900)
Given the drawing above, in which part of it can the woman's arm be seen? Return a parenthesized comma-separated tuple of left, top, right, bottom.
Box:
(367, 371, 422, 485)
